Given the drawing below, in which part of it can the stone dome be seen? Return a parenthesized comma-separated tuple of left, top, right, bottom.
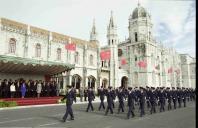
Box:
(132, 5, 149, 19)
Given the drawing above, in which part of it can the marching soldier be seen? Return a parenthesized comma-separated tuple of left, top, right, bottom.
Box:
(98, 87, 105, 111)
(105, 86, 114, 115)
(177, 87, 182, 108)
(148, 87, 157, 114)
(62, 85, 74, 122)
(166, 87, 172, 110)
(86, 87, 95, 112)
(172, 87, 177, 109)
(117, 87, 125, 114)
(138, 87, 146, 117)
(145, 86, 151, 109)
(158, 87, 166, 112)
(111, 88, 116, 109)
(127, 87, 136, 119)
(182, 87, 187, 107)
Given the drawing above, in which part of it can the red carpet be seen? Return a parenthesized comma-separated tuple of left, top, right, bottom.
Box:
(1, 97, 62, 106)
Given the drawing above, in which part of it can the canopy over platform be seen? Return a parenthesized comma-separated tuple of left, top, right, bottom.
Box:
(0, 55, 75, 75)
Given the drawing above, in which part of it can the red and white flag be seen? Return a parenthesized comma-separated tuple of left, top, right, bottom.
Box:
(168, 67, 173, 73)
(65, 43, 76, 51)
(137, 61, 147, 68)
(121, 58, 127, 65)
(100, 50, 111, 60)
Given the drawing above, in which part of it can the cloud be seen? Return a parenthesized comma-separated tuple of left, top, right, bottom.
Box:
(0, 0, 195, 57)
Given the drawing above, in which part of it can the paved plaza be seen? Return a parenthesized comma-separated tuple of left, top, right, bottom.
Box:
(0, 101, 195, 128)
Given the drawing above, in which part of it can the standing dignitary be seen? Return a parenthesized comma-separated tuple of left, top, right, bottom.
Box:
(20, 81, 26, 98)
(37, 81, 42, 98)
(127, 87, 135, 119)
(62, 85, 74, 122)
(86, 87, 95, 112)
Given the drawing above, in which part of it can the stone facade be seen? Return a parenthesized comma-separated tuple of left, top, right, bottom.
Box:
(0, 4, 196, 91)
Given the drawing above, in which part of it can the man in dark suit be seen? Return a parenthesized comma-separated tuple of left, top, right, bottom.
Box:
(86, 87, 95, 112)
(62, 85, 74, 122)
(127, 87, 135, 119)
(105, 86, 114, 115)
(98, 87, 105, 111)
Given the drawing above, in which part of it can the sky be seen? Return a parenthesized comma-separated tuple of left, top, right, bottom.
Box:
(0, 0, 196, 57)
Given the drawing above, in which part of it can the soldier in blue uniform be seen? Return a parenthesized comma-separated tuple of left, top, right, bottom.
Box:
(62, 85, 74, 122)
(105, 86, 114, 115)
(172, 87, 177, 109)
(145, 86, 151, 109)
(127, 87, 136, 119)
(117, 87, 125, 114)
(138, 87, 146, 117)
(86, 87, 95, 112)
(98, 87, 105, 111)
(158, 87, 166, 112)
(177, 87, 182, 108)
(166, 87, 172, 110)
(148, 87, 157, 114)
(111, 88, 116, 109)
(182, 87, 187, 107)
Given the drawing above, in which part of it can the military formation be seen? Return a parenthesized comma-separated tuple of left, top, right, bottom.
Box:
(61, 85, 196, 122)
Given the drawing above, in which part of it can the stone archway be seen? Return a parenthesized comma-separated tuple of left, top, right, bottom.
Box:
(102, 78, 108, 88)
(72, 74, 81, 89)
(121, 76, 128, 88)
(88, 75, 96, 89)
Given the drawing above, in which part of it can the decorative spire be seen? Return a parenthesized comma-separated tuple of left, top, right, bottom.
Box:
(109, 10, 115, 28)
(92, 18, 96, 34)
(90, 18, 98, 41)
(138, 0, 140, 6)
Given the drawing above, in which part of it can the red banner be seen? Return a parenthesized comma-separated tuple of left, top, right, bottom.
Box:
(168, 67, 173, 73)
(137, 61, 147, 68)
(121, 58, 127, 65)
(65, 43, 76, 51)
(100, 50, 111, 60)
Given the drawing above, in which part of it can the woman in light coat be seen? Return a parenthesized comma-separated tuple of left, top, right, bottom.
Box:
(37, 81, 42, 98)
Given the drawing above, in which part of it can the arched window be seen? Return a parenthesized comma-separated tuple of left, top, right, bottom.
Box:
(57, 48, 61, 60)
(35, 43, 41, 57)
(9, 38, 16, 53)
(90, 54, 93, 66)
(135, 32, 138, 42)
(74, 52, 79, 64)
